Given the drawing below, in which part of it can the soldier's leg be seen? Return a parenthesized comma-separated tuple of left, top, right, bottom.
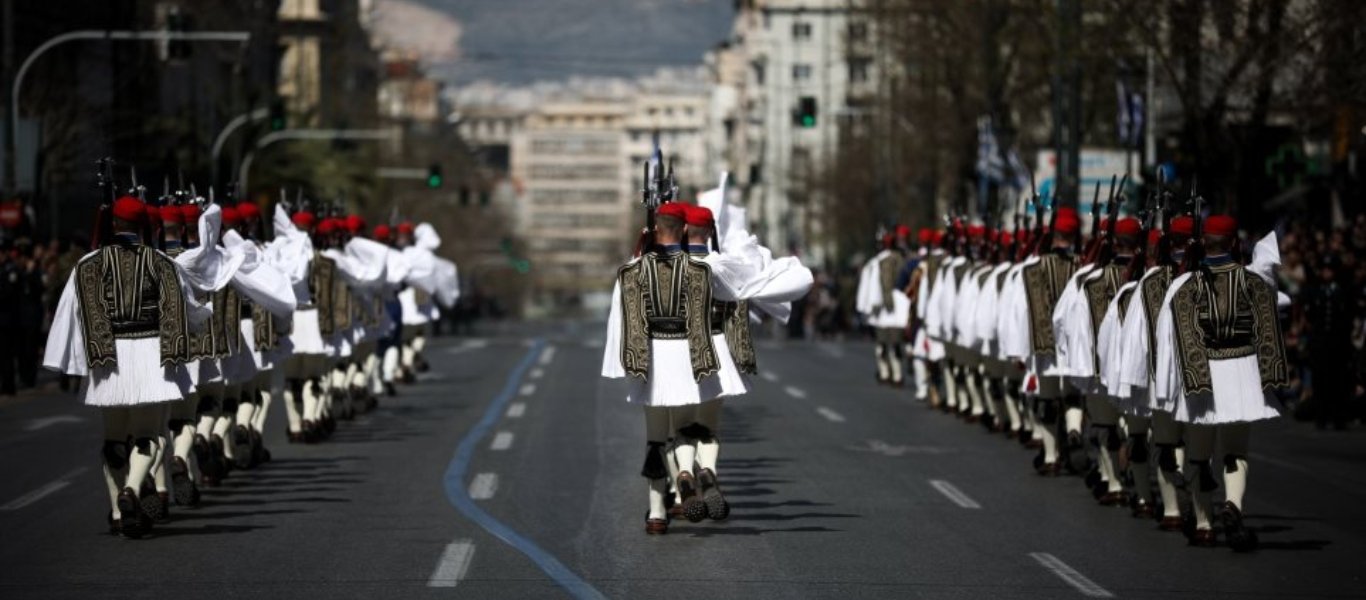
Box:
(1125, 414, 1155, 517)
(668, 405, 707, 523)
(965, 365, 985, 419)
(943, 359, 960, 411)
(169, 397, 199, 506)
(1088, 394, 1124, 501)
(1001, 377, 1023, 436)
(888, 336, 904, 386)
(123, 404, 167, 509)
(1218, 422, 1257, 551)
(1184, 423, 1219, 545)
(694, 399, 729, 521)
(1035, 375, 1063, 473)
(214, 384, 240, 463)
(912, 356, 930, 401)
(873, 344, 891, 384)
(642, 406, 672, 533)
(101, 408, 132, 526)
(1151, 409, 1185, 528)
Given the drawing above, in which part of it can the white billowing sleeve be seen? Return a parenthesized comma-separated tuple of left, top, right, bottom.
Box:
(385, 248, 412, 287)
(999, 260, 1036, 360)
(341, 237, 392, 289)
(972, 267, 1001, 345)
(433, 257, 461, 306)
(1152, 273, 1192, 402)
(265, 211, 314, 305)
(601, 279, 625, 378)
(414, 223, 442, 251)
(174, 205, 245, 294)
(702, 251, 758, 302)
(1097, 283, 1135, 394)
(1246, 232, 1280, 286)
(43, 272, 89, 377)
(1118, 270, 1156, 390)
(222, 231, 297, 318)
(953, 273, 981, 348)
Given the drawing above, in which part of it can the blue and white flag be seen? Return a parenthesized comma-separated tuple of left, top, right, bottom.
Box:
(976, 116, 1006, 183)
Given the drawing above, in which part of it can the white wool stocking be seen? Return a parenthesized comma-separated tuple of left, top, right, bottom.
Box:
(302, 379, 320, 422)
(383, 347, 400, 382)
(912, 358, 929, 400)
(1002, 382, 1022, 432)
(284, 384, 303, 432)
(944, 365, 960, 409)
(887, 345, 903, 383)
(1220, 423, 1252, 510)
(695, 400, 723, 474)
(644, 406, 672, 518)
(1064, 406, 1084, 436)
(874, 347, 890, 381)
(965, 372, 985, 416)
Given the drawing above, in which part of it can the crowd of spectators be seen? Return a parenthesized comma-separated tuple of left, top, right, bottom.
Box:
(0, 233, 86, 396)
(1276, 214, 1366, 429)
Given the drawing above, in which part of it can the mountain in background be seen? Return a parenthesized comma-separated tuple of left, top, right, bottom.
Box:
(392, 0, 734, 85)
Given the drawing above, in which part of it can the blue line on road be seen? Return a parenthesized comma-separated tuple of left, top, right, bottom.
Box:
(442, 339, 606, 600)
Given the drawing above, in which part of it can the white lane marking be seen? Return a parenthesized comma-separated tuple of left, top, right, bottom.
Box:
(469, 473, 498, 500)
(519, 383, 537, 396)
(852, 440, 953, 457)
(1028, 552, 1114, 598)
(929, 479, 982, 509)
(445, 339, 489, 355)
(1, 468, 87, 511)
(538, 346, 557, 365)
(506, 402, 527, 418)
(529, 368, 545, 380)
(24, 415, 84, 432)
(760, 372, 778, 383)
(784, 386, 807, 399)
(428, 539, 476, 588)
(490, 431, 515, 451)
(417, 373, 446, 382)
(815, 407, 846, 423)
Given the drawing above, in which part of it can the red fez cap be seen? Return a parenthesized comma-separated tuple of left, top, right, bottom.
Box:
(397, 221, 416, 235)
(685, 205, 715, 228)
(932, 230, 945, 245)
(998, 231, 1014, 246)
(112, 196, 145, 222)
(656, 204, 687, 221)
(881, 233, 895, 247)
(967, 224, 986, 238)
(373, 224, 392, 241)
(918, 228, 933, 245)
(236, 201, 260, 220)
(1115, 217, 1141, 239)
(180, 204, 201, 223)
(344, 215, 366, 234)
(160, 205, 183, 224)
(317, 218, 338, 235)
(221, 206, 241, 226)
(291, 211, 316, 229)
(1054, 208, 1081, 234)
(1205, 215, 1236, 236)
(895, 224, 911, 239)
(1148, 229, 1162, 245)
(1169, 216, 1194, 236)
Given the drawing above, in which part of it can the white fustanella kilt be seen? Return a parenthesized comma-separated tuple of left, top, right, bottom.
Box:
(82, 338, 193, 407)
(1172, 355, 1284, 425)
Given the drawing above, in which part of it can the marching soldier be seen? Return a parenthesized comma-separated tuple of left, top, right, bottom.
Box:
(1153, 215, 1289, 550)
(857, 229, 912, 387)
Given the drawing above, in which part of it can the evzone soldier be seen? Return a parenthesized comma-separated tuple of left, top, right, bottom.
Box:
(272, 208, 331, 443)
(951, 225, 995, 424)
(44, 192, 223, 538)
(603, 198, 809, 535)
(1070, 217, 1143, 505)
(856, 228, 911, 387)
(1152, 215, 1289, 550)
(971, 229, 1024, 435)
(905, 229, 945, 407)
(1117, 215, 1195, 531)
(1002, 207, 1081, 475)
(925, 223, 976, 417)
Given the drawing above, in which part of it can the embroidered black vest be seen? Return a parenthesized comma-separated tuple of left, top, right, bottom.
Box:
(618, 252, 720, 383)
(1021, 253, 1077, 355)
(74, 243, 190, 368)
(1170, 263, 1289, 395)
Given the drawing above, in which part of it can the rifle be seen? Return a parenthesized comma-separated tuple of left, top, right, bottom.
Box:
(92, 158, 118, 250)
(1128, 177, 1159, 281)
(1098, 174, 1125, 266)
(1010, 190, 1025, 261)
(1182, 176, 1205, 274)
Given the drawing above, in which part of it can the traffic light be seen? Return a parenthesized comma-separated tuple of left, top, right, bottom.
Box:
(426, 164, 443, 189)
(794, 96, 817, 128)
(269, 100, 286, 131)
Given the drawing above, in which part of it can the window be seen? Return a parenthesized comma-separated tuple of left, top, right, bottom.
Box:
(793, 22, 812, 40)
(792, 64, 812, 82)
(849, 57, 871, 83)
(848, 21, 868, 41)
(753, 62, 766, 85)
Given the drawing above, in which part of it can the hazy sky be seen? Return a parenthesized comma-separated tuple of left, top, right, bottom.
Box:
(385, 0, 735, 85)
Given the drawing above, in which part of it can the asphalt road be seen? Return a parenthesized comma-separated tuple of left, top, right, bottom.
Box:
(1, 320, 1364, 599)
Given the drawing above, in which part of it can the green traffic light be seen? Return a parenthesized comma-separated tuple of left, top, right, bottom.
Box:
(801, 115, 816, 127)
(427, 175, 443, 188)
(270, 118, 286, 131)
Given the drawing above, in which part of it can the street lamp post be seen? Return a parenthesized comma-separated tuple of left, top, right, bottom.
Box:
(237, 128, 399, 193)
(210, 107, 269, 184)
(6, 29, 251, 236)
